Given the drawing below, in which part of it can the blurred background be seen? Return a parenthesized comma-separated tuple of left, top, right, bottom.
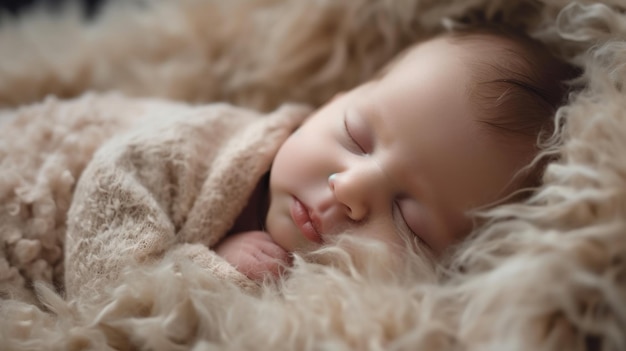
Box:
(0, 0, 105, 18)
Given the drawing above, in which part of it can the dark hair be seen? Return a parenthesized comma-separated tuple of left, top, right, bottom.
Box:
(446, 26, 580, 189)
(447, 26, 579, 141)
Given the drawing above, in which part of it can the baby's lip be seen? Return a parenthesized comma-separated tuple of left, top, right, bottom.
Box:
(290, 197, 323, 244)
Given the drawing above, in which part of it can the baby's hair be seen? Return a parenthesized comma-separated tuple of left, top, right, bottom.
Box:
(375, 27, 578, 143)
(447, 26, 578, 141)
(445, 26, 580, 190)
(373, 26, 580, 195)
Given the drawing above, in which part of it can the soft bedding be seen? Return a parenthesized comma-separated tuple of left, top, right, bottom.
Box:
(1, 0, 625, 350)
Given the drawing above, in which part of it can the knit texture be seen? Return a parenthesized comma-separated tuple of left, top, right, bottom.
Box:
(0, 93, 308, 304)
(65, 99, 308, 302)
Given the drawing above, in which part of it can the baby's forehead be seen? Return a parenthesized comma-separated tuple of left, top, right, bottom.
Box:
(394, 33, 523, 77)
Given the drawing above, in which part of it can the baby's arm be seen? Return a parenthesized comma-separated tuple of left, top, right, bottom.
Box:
(214, 231, 291, 281)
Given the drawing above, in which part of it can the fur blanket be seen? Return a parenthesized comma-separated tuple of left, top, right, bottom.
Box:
(1, 0, 626, 350)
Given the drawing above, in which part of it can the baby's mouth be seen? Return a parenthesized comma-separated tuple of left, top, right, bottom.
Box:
(290, 197, 323, 244)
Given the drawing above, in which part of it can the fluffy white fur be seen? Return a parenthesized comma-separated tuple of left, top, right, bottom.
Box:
(1, 0, 625, 350)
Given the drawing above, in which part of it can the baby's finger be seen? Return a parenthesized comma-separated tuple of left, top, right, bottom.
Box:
(241, 252, 283, 281)
(256, 240, 291, 264)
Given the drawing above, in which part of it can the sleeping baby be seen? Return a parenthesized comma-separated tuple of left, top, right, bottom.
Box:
(214, 27, 577, 281)
(63, 26, 576, 300)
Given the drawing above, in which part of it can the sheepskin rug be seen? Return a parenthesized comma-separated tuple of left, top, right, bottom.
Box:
(1, 0, 626, 350)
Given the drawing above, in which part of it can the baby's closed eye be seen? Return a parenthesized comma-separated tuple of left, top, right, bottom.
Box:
(393, 197, 432, 250)
(343, 109, 373, 155)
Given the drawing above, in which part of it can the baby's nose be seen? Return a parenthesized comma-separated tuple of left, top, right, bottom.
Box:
(328, 168, 385, 222)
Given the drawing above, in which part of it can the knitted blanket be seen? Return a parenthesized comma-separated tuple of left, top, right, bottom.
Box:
(64, 98, 307, 302)
(0, 94, 307, 304)
(1, 0, 625, 350)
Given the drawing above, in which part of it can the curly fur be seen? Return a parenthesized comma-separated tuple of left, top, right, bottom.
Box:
(1, 0, 625, 350)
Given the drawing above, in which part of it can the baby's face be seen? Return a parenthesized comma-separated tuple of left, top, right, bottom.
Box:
(266, 37, 534, 256)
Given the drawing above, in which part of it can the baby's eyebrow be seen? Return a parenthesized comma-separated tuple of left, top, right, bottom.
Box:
(492, 78, 554, 107)
(475, 77, 554, 131)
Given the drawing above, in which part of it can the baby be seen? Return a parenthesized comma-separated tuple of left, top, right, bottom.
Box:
(215, 28, 576, 281)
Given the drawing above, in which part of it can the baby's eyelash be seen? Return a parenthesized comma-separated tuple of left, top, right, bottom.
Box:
(344, 113, 366, 154)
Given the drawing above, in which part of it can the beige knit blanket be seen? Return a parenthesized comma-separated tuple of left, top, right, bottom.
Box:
(1, 1, 625, 350)
(0, 94, 307, 304)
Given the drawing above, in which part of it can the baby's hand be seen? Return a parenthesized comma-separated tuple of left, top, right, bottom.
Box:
(214, 231, 291, 282)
